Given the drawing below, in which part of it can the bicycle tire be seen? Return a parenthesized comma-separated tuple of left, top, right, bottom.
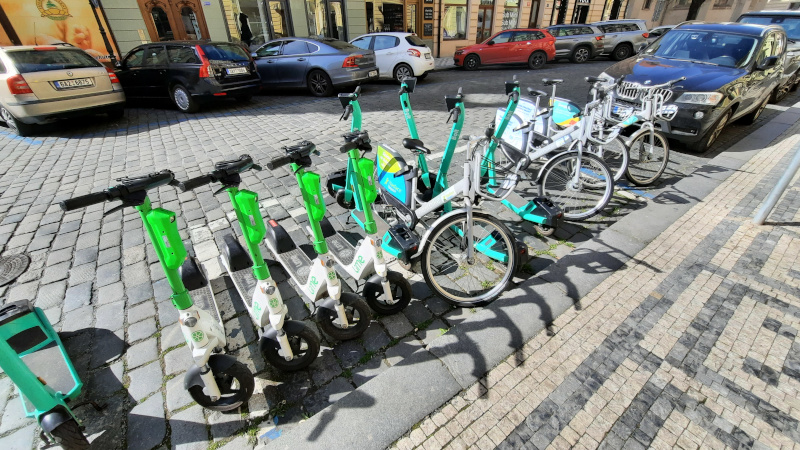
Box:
(572, 136, 628, 183)
(625, 129, 669, 187)
(50, 419, 89, 450)
(537, 152, 613, 221)
(420, 211, 518, 307)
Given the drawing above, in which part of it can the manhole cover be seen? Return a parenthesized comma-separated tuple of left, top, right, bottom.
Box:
(0, 254, 30, 286)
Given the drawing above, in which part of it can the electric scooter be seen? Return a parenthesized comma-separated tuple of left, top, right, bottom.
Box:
(60, 171, 254, 411)
(313, 131, 412, 315)
(178, 155, 320, 371)
(0, 300, 94, 449)
(265, 141, 372, 341)
(326, 86, 365, 210)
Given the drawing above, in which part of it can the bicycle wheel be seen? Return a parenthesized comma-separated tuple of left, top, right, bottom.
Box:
(625, 130, 669, 187)
(538, 152, 613, 221)
(592, 136, 628, 183)
(421, 211, 518, 307)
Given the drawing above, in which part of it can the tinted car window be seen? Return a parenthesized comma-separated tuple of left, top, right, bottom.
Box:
(0, 59, 6, 74)
(580, 27, 595, 35)
(282, 40, 310, 55)
(598, 24, 616, 33)
(257, 41, 282, 57)
(318, 39, 359, 50)
(374, 35, 399, 50)
(7, 49, 101, 73)
(143, 47, 167, 66)
(307, 43, 320, 53)
(512, 31, 537, 41)
(491, 31, 514, 43)
(125, 48, 145, 68)
(406, 35, 427, 46)
(739, 16, 800, 40)
(351, 36, 373, 50)
(201, 43, 249, 61)
(167, 46, 199, 64)
(644, 30, 758, 68)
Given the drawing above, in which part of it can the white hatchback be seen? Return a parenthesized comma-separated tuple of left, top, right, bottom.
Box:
(350, 33, 435, 83)
(0, 45, 126, 136)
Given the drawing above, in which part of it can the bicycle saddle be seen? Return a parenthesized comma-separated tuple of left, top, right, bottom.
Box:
(542, 78, 563, 85)
(402, 138, 431, 154)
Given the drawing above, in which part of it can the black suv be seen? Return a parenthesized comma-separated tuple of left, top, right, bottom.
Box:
(117, 41, 260, 113)
(738, 10, 800, 101)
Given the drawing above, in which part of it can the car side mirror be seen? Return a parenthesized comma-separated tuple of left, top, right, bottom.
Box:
(757, 55, 779, 70)
(487, 41, 495, 45)
(251, 52, 259, 58)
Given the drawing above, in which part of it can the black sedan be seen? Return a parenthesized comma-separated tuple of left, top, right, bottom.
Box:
(602, 22, 787, 152)
(251, 37, 378, 97)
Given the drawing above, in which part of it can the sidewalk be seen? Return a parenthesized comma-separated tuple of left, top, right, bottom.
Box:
(389, 113, 800, 449)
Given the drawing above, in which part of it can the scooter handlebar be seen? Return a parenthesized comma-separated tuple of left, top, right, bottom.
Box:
(178, 174, 214, 192)
(267, 154, 293, 170)
(59, 191, 110, 211)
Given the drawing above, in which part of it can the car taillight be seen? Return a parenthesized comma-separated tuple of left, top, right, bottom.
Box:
(407, 48, 421, 57)
(595, 36, 604, 41)
(7, 75, 32, 95)
(195, 45, 212, 78)
(642, 33, 649, 38)
(105, 67, 119, 84)
(343, 54, 362, 68)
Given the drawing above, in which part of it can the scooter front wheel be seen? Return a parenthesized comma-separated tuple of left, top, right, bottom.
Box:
(188, 358, 254, 411)
(316, 293, 371, 341)
(50, 418, 89, 450)
(363, 271, 412, 315)
(261, 324, 320, 371)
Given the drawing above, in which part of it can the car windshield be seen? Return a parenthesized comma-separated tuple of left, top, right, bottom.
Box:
(200, 44, 249, 61)
(406, 35, 427, 47)
(7, 49, 101, 73)
(642, 30, 758, 68)
(739, 16, 800, 40)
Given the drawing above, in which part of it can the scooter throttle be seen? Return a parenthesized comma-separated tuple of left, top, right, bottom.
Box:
(267, 154, 293, 170)
(354, 85, 361, 95)
(178, 174, 214, 192)
(340, 104, 352, 121)
(59, 191, 110, 211)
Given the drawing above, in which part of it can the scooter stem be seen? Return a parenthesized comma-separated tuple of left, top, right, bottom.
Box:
(226, 187, 270, 281)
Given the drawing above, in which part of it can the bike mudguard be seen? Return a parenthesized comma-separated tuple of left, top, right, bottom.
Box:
(259, 320, 308, 350)
(39, 405, 74, 433)
(145, 208, 187, 270)
(183, 354, 237, 389)
(376, 145, 413, 207)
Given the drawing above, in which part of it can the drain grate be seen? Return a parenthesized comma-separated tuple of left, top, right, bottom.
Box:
(0, 254, 30, 286)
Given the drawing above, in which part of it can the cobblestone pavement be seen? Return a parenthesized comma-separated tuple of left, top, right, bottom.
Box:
(391, 110, 800, 449)
(0, 59, 795, 449)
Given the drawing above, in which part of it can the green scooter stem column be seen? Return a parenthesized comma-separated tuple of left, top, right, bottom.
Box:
(484, 89, 520, 186)
(136, 198, 193, 310)
(348, 148, 378, 235)
(226, 187, 270, 281)
(292, 163, 328, 254)
(350, 100, 362, 132)
(0, 338, 61, 415)
(400, 87, 430, 188)
(434, 101, 466, 204)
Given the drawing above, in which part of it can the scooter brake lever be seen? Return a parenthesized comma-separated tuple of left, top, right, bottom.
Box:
(103, 203, 125, 217)
(213, 185, 228, 196)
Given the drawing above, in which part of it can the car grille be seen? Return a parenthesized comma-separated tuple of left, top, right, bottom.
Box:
(616, 81, 673, 103)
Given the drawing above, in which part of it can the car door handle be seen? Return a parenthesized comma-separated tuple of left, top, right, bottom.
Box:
(297, 58, 306, 61)
(267, 60, 276, 63)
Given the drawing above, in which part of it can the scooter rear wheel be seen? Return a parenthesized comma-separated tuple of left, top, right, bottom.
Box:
(261, 325, 320, 371)
(316, 293, 371, 341)
(335, 189, 355, 210)
(50, 419, 89, 450)
(187, 359, 254, 411)
(363, 271, 412, 316)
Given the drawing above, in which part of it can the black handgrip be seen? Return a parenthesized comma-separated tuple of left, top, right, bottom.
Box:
(354, 86, 361, 95)
(511, 91, 519, 103)
(457, 87, 463, 96)
(178, 174, 214, 192)
(585, 76, 609, 83)
(341, 104, 352, 121)
(267, 155, 293, 170)
(60, 191, 110, 211)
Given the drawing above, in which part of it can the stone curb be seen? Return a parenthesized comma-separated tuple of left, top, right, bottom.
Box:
(265, 106, 800, 449)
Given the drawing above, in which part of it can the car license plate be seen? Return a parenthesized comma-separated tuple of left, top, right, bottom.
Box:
(369, 70, 378, 77)
(226, 67, 248, 75)
(54, 78, 93, 89)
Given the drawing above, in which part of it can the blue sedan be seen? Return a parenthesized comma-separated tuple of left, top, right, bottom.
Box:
(252, 37, 378, 96)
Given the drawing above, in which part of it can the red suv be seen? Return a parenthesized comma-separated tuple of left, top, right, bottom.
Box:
(454, 29, 556, 71)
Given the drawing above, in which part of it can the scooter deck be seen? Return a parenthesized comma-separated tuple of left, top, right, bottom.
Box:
(21, 342, 76, 414)
(188, 284, 223, 325)
(281, 248, 313, 286)
(219, 255, 257, 309)
(324, 231, 357, 266)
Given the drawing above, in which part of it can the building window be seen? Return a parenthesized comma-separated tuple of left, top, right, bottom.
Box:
(676, 0, 689, 7)
(366, 0, 405, 33)
(642, 0, 652, 9)
(443, 0, 468, 40)
(502, 0, 519, 30)
(713, 0, 732, 7)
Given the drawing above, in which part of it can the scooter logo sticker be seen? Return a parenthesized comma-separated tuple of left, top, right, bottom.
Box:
(269, 298, 279, 308)
(327, 270, 336, 280)
(253, 301, 263, 316)
(309, 276, 319, 294)
(191, 331, 205, 342)
(353, 255, 366, 274)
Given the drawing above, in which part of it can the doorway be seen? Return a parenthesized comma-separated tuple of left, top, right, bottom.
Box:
(528, 0, 540, 27)
(476, 0, 494, 43)
(556, 0, 568, 24)
(306, 0, 347, 39)
(571, 1, 589, 23)
(137, 0, 210, 42)
(265, 0, 293, 39)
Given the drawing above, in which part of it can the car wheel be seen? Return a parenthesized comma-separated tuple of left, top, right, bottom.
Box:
(172, 84, 199, 113)
(688, 109, 731, 153)
(463, 54, 480, 71)
(393, 63, 413, 83)
(612, 44, 633, 61)
(570, 46, 591, 63)
(528, 51, 547, 70)
(0, 106, 34, 137)
(307, 70, 333, 97)
(740, 95, 769, 125)
(771, 84, 791, 103)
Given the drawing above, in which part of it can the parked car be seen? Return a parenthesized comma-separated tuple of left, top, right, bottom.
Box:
(647, 25, 675, 44)
(454, 28, 556, 70)
(252, 37, 378, 97)
(350, 32, 434, 82)
(601, 22, 787, 152)
(116, 41, 260, 113)
(0, 45, 125, 136)
(591, 19, 650, 60)
(737, 10, 800, 101)
(546, 24, 604, 63)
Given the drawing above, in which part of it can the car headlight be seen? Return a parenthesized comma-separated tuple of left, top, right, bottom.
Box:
(675, 92, 724, 105)
(454, 50, 464, 55)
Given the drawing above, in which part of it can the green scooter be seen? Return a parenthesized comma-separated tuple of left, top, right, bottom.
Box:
(0, 301, 91, 449)
(60, 171, 254, 411)
(178, 155, 320, 371)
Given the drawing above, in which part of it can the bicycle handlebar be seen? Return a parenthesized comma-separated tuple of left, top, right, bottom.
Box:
(60, 170, 176, 211)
